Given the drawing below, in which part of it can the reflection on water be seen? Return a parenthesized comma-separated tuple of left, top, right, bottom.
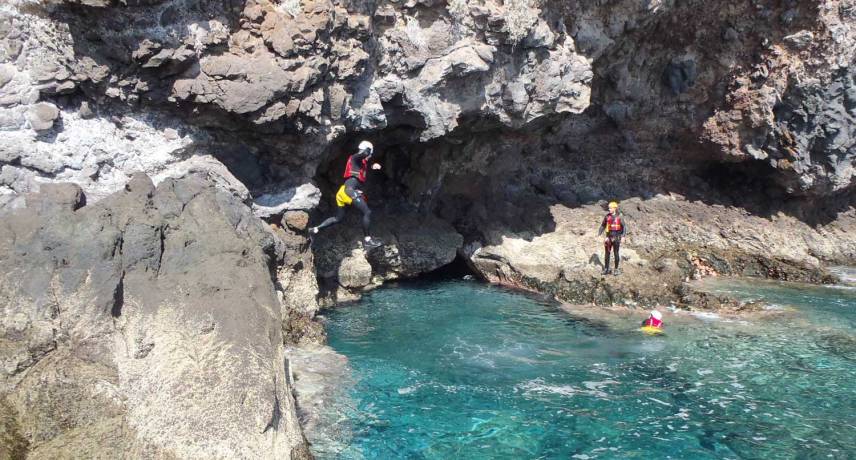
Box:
(312, 277, 856, 459)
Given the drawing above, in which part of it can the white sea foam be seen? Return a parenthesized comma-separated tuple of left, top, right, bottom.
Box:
(517, 378, 618, 399)
(583, 380, 619, 397)
(690, 311, 721, 321)
(822, 284, 856, 291)
(828, 266, 856, 285)
(518, 380, 580, 397)
(648, 397, 672, 407)
(397, 385, 419, 395)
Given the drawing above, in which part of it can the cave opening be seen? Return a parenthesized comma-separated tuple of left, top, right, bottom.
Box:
(419, 253, 481, 281)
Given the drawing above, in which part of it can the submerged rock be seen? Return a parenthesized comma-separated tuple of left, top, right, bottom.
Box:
(285, 344, 354, 457)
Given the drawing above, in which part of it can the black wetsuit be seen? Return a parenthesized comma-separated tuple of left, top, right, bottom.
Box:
(599, 212, 626, 271)
(315, 150, 373, 236)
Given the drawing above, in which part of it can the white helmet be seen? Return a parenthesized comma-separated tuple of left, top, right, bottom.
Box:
(650, 310, 662, 320)
(358, 140, 374, 153)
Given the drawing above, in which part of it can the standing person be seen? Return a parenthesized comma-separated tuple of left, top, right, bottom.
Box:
(598, 201, 626, 275)
(309, 140, 383, 248)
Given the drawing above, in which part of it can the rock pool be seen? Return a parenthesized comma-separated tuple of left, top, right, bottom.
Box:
(309, 278, 855, 459)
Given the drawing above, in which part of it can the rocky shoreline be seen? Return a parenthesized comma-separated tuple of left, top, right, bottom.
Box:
(465, 196, 851, 309)
(1, 172, 848, 457)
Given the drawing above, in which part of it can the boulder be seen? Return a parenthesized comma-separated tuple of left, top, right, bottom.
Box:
(25, 102, 59, 131)
(417, 45, 491, 87)
(337, 248, 373, 288)
(24, 183, 86, 213)
(784, 30, 814, 49)
(78, 101, 94, 119)
(282, 210, 310, 231)
(152, 155, 251, 203)
(0, 175, 310, 458)
(252, 183, 322, 218)
(312, 210, 463, 303)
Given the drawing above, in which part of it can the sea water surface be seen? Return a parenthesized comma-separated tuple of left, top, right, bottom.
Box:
(313, 277, 856, 459)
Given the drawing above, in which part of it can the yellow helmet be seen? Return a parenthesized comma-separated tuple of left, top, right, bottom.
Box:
(608, 201, 619, 209)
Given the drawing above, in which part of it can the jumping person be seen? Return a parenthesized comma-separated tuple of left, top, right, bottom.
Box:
(598, 201, 626, 275)
(309, 141, 383, 248)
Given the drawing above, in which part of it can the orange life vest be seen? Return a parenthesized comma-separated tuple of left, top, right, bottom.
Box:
(606, 214, 623, 232)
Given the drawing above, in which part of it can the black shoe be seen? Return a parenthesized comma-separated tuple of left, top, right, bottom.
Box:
(613, 268, 621, 276)
(602, 267, 611, 275)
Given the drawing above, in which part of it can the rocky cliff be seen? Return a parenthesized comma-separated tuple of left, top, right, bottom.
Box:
(0, 175, 311, 458)
(1, 0, 855, 456)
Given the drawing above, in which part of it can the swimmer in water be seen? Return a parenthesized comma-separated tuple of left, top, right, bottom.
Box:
(641, 310, 663, 329)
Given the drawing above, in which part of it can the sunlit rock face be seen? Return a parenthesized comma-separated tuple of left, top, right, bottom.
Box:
(0, 175, 311, 458)
(0, 0, 593, 214)
(2, 1, 852, 203)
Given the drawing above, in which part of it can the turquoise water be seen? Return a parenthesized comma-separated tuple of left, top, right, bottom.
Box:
(317, 279, 856, 459)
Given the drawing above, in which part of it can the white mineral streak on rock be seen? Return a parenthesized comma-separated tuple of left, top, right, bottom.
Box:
(0, 110, 196, 202)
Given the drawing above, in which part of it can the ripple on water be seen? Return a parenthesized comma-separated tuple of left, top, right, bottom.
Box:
(311, 279, 856, 459)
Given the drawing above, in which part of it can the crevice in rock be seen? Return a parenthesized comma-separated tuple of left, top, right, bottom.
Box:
(110, 271, 125, 318)
(262, 376, 282, 434)
(154, 225, 166, 277)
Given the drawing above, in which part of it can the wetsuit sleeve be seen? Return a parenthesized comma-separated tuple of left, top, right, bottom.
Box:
(598, 215, 607, 235)
(620, 218, 626, 236)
